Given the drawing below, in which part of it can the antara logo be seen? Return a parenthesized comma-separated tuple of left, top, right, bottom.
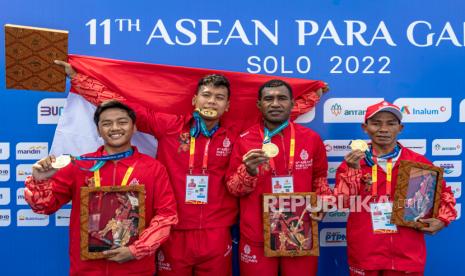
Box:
(331, 103, 342, 116)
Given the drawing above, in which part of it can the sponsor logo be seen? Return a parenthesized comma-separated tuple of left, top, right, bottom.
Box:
(398, 139, 427, 155)
(17, 209, 49, 226)
(433, 161, 462, 177)
(16, 142, 48, 160)
(0, 164, 10, 182)
(431, 139, 462, 156)
(393, 98, 451, 123)
(0, 188, 11, 205)
(16, 188, 27, 205)
(16, 164, 33, 182)
(324, 140, 362, 157)
(55, 209, 71, 226)
(0, 209, 11, 227)
(460, 99, 465, 123)
(37, 98, 66, 124)
(294, 109, 316, 123)
(327, 162, 341, 179)
(0, 143, 10, 160)
(456, 204, 461, 220)
(447, 182, 461, 199)
(324, 98, 384, 123)
(322, 210, 349, 223)
(320, 228, 347, 247)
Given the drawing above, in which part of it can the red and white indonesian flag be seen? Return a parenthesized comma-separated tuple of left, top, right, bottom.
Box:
(51, 55, 327, 157)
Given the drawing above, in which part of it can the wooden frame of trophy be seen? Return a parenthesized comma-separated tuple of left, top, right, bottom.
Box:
(392, 160, 443, 229)
(263, 192, 319, 257)
(80, 185, 146, 260)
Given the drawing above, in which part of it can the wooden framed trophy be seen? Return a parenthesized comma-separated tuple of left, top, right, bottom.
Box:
(80, 185, 146, 260)
(392, 160, 443, 229)
(263, 192, 319, 257)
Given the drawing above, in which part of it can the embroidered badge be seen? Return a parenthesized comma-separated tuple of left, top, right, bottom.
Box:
(178, 132, 190, 153)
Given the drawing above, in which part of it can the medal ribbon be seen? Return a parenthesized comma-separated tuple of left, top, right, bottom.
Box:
(190, 111, 219, 138)
(74, 149, 134, 172)
(263, 121, 289, 144)
(368, 145, 400, 198)
(259, 122, 295, 175)
(188, 136, 211, 175)
(93, 165, 136, 188)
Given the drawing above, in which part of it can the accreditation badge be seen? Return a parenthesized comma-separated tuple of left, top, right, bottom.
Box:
(370, 202, 398, 234)
(185, 175, 209, 204)
(271, 176, 294, 194)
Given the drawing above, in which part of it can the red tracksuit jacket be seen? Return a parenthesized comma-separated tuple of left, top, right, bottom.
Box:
(334, 145, 457, 272)
(133, 109, 238, 229)
(226, 122, 332, 245)
(25, 146, 177, 276)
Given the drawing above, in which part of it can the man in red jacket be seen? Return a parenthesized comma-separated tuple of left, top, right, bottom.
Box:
(25, 100, 178, 276)
(226, 79, 332, 276)
(334, 101, 457, 276)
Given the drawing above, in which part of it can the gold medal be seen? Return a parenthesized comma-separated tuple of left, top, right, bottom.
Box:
(262, 143, 279, 158)
(350, 140, 368, 152)
(197, 108, 217, 118)
(51, 155, 71, 169)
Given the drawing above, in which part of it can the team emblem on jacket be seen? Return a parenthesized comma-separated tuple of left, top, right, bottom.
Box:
(216, 137, 232, 157)
(223, 137, 231, 148)
(178, 132, 190, 153)
(295, 149, 313, 170)
(300, 149, 309, 160)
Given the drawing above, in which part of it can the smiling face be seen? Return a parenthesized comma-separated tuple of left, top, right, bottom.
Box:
(97, 108, 136, 153)
(192, 84, 230, 120)
(362, 111, 404, 149)
(257, 85, 294, 125)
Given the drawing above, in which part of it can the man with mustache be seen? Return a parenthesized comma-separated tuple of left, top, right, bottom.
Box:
(226, 79, 332, 276)
(334, 101, 457, 276)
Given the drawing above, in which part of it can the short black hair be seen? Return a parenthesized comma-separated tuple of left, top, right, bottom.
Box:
(258, 79, 293, 100)
(197, 74, 231, 98)
(93, 100, 136, 126)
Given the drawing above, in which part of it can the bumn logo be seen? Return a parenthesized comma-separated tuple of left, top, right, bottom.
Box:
(37, 98, 66, 124)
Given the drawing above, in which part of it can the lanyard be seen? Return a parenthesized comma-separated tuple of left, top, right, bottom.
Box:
(93, 165, 135, 188)
(188, 136, 211, 175)
(263, 121, 289, 143)
(74, 149, 134, 172)
(260, 122, 295, 175)
(370, 147, 394, 198)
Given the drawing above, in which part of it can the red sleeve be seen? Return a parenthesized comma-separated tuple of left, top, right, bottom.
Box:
(334, 162, 362, 197)
(311, 134, 329, 186)
(129, 164, 178, 259)
(437, 180, 457, 226)
(24, 166, 74, 215)
(226, 139, 258, 196)
(71, 73, 186, 138)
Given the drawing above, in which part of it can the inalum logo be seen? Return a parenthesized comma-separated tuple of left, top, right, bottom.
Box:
(393, 98, 451, 123)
